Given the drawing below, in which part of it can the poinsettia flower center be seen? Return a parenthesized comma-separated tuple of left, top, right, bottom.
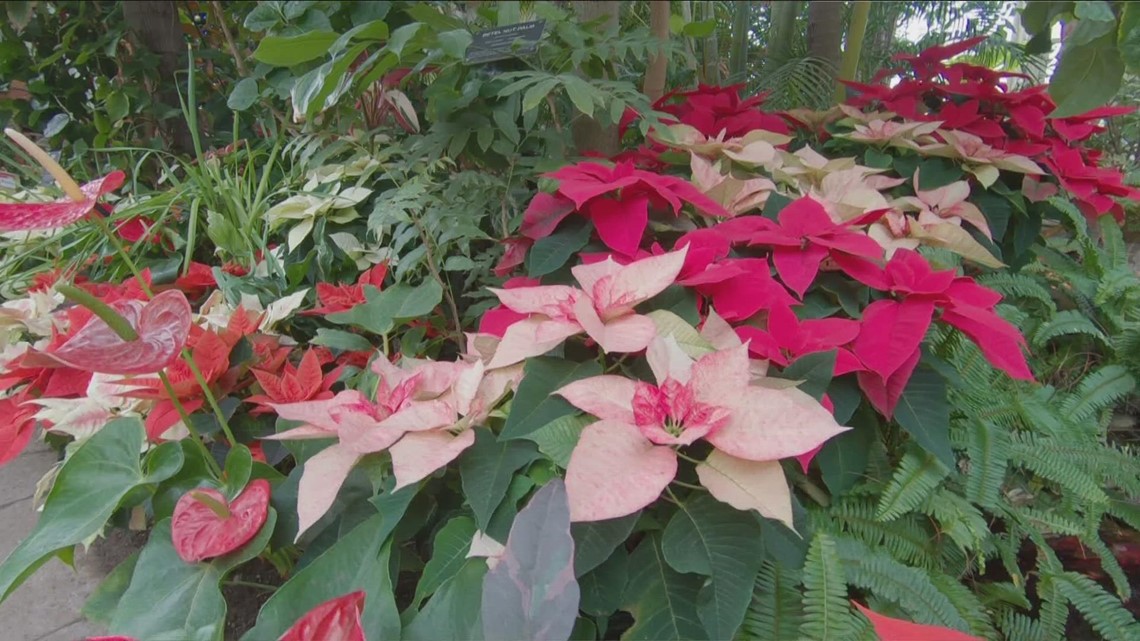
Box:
(631, 379, 728, 446)
(590, 275, 637, 322)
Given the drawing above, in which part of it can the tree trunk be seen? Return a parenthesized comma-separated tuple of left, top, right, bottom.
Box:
(807, 0, 844, 71)
(643, 1, 671, 101)
(571, 1, 620, 156)
(699, 1, 720, 84)
(765, 0, 801, 70)
(836, 0, 871, 101)
(123, 0, 194, 154)
(728, 1, 752, 82)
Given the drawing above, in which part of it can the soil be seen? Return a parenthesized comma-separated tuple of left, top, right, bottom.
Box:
(222, 558, 284, 640)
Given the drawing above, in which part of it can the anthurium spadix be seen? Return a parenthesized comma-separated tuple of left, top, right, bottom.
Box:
(555, 335, 847, 526)
(1, 128, 126, 231)
(486, 247, 688, 368)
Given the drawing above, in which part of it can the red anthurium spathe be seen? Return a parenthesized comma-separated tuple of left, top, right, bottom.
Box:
(24, 289, 192, 375)
(171, 479, 271, 563)
(1, 128, 127, 231)
(732, 196, 885, 297)
(853, 601, 983, 641)
(556, 336, 847, 525)
(278, 591, 365, 641)
(546, 162, 729, 255)
(846, 249, 1032, 416)
(246, 349, 340, 414)
(486, 248, 688, 368)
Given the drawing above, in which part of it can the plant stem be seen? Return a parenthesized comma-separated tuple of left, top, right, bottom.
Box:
(671, 479, 707, 491)
(409, 213, 465, 352)
(796, 476, 831, 508)
(56, 284, 138, 341)
(224, 579, 279, 591)
(159, 372, 223, 478)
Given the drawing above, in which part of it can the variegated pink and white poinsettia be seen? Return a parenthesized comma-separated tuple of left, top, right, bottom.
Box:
(486, 247, 689, 368)
(267, 346, 521, 539)
(555, 333, 848, 527)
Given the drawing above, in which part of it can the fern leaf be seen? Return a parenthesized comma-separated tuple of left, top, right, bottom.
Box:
(1035, 570, 1069, 641)
(877, 449, 950, 521)
(997, 611, 1043, 641)
(1098, 215, 1127, 270)
(822, 499, 939, 569)
(1059, 364, 1136, 424)
(800, 532, 853, 641)
(961, 418, 1009, 508)
(1008, 434, 1110, 505)
(743, 561, 803, 641)
(1080, 531, 1132, 601)
(1032, 310, 1111, 350)
(928, 573, 1000, 639)
(1050, 571, 1140, 641)
(921, 489, 990, 554)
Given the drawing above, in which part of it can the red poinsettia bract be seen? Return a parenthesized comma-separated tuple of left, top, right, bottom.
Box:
(278, 591, 366, 641)
(171, 479, 271, 563)
(245, 349, 340, 414)
(0, 394, 38, 466)
(853, 601, 983, 641)
(304, 263, 389, 316)
(840, 249, 1032, 416)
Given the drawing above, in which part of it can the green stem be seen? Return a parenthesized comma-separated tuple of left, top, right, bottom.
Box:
(671, 479, 707, 491)
(836, 0, 872, 103)
(56, 284, 138, 341)
(224, 579, 279, 592)
(796, 476, 831, 508)
(158, 372, 222, 478)
(88, 208, 239, 449)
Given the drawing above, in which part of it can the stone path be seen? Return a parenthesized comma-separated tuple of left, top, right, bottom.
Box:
(0, 441, 130, 641)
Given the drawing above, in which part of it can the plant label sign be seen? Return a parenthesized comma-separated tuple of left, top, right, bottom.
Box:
(465, 20, 545, 64)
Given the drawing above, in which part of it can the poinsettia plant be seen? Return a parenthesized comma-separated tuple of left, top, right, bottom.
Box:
(0, 29, 1138, 641)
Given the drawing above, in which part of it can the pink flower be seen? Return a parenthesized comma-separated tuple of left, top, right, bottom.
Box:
(853, 601, 982, 641)
(486, 248, 688, 368)
(556, 336, 847, 524)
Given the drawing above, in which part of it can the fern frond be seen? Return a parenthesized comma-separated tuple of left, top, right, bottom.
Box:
(1098, 215, 1127, 270)
(742, 561, 803, 641)
(877, 449, 950, 521)
(921, 489, 990, 554)
(1032, 310, 1110, 350)
(958, 418, 1009, 508)
(834, 537, 973, 633)
(976, 272, 1057, 312)
(997, 611, 1044, 641)
(1008, 434, 1110, 506)
(928, 573, 1001, 639)
(1079, 530, 1132, 601)
(1035, 567, 1069, 641)
(1059, 364, 1136, 425)
(1049, 571, 1140, 641)
(822, 499, 939, 568)
(800, 532, 853, 641)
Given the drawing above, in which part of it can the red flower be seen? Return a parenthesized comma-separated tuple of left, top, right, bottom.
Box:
(655, 83, 791, 139)
(279, 591, 366, 641)
(478, 276, 541, 338)
(245, 349, 340, 414)
(853, 601, 982, 641)
(735, 305, 863, 375)
(0, 394, 37, 466)
(304, 263, 389, 316)
(493, 236, 531, 276)
(171, 479, 271, 563)
(173, 262, 219, 298)
(0, 171, 125, 231)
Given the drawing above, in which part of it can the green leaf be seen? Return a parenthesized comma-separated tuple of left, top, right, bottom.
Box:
(579, 546, 628, 616)
(438, 29, 473, 58)
(1049, 34, 1124, 118)
(876, 448, 950, 521)
(522, 78, 560, 112)
(415, 516, 477, 607)
(816, 411, 874, 496)
(682, 19, 717, 38)
(110, 512, 276, 639)
(244, 3, 282, 31)
(779, 351, 836, 400)
(895, 366, 955, 468)
(405, 560, 487, 641)
(526, 220, 592, 277)
(106, 91, 129, 122)
(243, 494, 410, 641)
(222, 445, 253, 500)
(661, 495, 764, 640)
(83, 551, 140, 625)
(328, 280, 443, 335)
(1075, 0, 1114, 21)
(1066, 16, 1115, 47)
(254, 31, 338, 66)
(460, 428, 540, 531)
(227, 78, 260, 111)
(916, 158, 964, 191)
(621, 534, 706, 640)
(800, 532, 853, 641)
(560, 75, 597, 118)
(524, 414, 590, 468)
(646, 310, 715, 358)
(572, 512, 639, 576)
(0, 418, 149, 603)
(501, 358, 603, 440)
(311, 328, 374, 352)
(1119, 3, 1140, 72)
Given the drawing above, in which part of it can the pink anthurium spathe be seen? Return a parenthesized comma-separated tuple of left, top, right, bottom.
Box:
(1, 128, 127, 231)
(278, 591, 366, 641)
(853, 601, 983, 641)
(171, 479, 271, 564)
(23, 289, 192, 375)
(486, 247, 688, 368)
(731, 196, 885, 297)
(556, 336, 847, 525)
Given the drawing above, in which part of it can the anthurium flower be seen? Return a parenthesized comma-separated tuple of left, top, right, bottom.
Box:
(278, 591, 365, 641)
(841, 249, 1032, 416)
(853, 601, 982, 641)
(0, 128, 127, 232)
(246, 349, 341, 414)
(732, 196, 885, 297)
(268, 369, 458, 537)
(486, 248, 688, 368)
(0, 394, 37, 466)
(546, 161, 729, 255)
(23, 289, 192, 375)
(556, 336, 847, 524)
(171, 479, 271, 563)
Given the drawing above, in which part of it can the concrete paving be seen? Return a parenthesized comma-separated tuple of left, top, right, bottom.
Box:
(0, 440, 128, 641)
